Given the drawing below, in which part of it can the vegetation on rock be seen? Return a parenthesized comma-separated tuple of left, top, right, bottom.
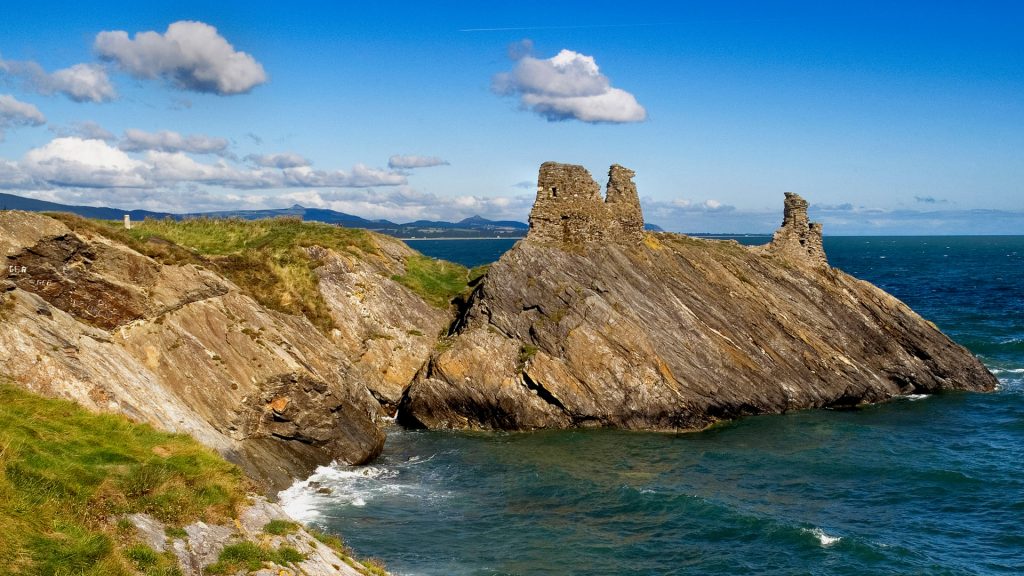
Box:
(51, 213, 476, 327)
(0, 378, 246, 575)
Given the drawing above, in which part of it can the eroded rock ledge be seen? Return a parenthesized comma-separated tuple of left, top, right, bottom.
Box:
(398, 162, 997, 430)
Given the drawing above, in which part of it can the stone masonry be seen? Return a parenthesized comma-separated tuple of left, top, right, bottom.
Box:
(527, 162, 645, 245)
(767, 192, 828, 267)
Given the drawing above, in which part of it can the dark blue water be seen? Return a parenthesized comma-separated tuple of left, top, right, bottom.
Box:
(283, 236, 1024, 576)
(404, 238, 520, 268)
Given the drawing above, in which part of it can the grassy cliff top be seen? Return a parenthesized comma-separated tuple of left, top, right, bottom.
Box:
(0, 379, 247, 575)
(50, 215, 482, 330)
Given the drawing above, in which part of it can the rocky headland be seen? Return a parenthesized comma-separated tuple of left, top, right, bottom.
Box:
(0, 211, 450, 493)
(397, 162, 997, 430)
(0, 162, 999, 574)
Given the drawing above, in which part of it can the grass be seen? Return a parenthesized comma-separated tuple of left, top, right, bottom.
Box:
(391, 254, 473, 309)
(0, 379, 247, 575)
(51, 213, 485, 327)
(205, 541, 306, 574)
(262, 519, 300, 536)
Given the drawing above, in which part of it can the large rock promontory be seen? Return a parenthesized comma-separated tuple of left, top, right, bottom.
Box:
(0, 211, 448, 492)
(398, 162, 997, 430)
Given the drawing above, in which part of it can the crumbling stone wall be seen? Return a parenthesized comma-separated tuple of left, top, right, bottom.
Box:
(527, 162, 645, 245)
(767, 192, 828, 267)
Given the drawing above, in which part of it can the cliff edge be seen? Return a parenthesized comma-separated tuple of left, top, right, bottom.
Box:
(0, 211, 453, 492)
(398, 162, 996, 430)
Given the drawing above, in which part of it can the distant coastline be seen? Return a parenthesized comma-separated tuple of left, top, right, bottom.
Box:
(402, 236, 524, 241)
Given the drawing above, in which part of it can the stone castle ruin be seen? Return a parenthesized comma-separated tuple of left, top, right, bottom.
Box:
(766, 192, 828, 267)
(526, 161, 827, 267)
(527, 162, 645, 245)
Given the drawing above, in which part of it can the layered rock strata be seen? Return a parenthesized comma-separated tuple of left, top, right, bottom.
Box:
(0, 211, 446, 491)
(398, 163, 997, 430)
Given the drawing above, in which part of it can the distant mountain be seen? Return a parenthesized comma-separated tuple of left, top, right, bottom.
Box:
(644, 223, 664, 232)
(0, 192, 175, 221)
(0, 192, 527, 239)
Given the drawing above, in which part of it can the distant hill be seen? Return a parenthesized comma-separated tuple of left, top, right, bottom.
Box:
(0, 192, 528, 239)
(0, 192, 175, 221)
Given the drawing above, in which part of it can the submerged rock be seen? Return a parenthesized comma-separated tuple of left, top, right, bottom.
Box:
(398, 162, 997, 430)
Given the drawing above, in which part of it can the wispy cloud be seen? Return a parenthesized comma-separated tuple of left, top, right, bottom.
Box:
(95, 20, 267, 95)
(0, 94, 46, 140)
(119, 129, 231, 156)
(914, 195, 948, 204)
(493, 42, 646, 124)
(244, 152, 310, 169)
(388, 155, 449, 169)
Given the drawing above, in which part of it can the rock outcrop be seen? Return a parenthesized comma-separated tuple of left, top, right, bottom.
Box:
(398, 162, 997, 430)
(0, 211, 447, 492)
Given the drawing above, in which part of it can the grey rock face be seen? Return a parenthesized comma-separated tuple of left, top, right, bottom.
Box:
(398, 162, 997, 431)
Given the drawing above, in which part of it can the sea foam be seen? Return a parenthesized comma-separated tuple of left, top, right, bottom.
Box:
(804, 527, 842, 547)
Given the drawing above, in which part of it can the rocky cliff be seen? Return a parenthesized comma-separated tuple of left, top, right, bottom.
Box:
(0, 211, 450, 492)
(398, 162, 997, 430)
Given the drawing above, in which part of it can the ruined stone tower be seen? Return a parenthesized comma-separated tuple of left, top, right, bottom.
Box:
(767, 192, 827, 267)
(527, 162, 645, 245)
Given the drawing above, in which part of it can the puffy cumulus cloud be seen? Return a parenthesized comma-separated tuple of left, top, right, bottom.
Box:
(387, 155, 450, 169)
(22, 137, 147, 188)
(276, 188, 534, 222)
(0, 94, 46, 140)
(0, 57, 115, 103)
(2, 136, 407, 192)
(493, 46, 646, 123)
(94, 21, 267, 95)
(119, 129, 230, 156)
(245, 152, 310, 169)
(48, 64, 116, 103)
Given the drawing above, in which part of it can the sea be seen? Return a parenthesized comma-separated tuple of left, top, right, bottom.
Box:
(281, 236, 1024, 576)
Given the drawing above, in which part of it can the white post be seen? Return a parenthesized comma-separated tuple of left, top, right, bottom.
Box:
(124, 214, 131, 230)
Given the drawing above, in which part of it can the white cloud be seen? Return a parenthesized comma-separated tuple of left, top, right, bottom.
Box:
(51, 119, 115, 140)
(94, 21, 268, 95)
(388, 155, 450, 169)
(0, 58, 115, 103)
(245, 152, 310, 169)
(49, 64, 117, 103)
(2, 136, 407, 192)
(493, 47, 646, 123)
(22, 136, 147, 188)
(120, 129, 230, 156)
(276, 188, 534, 222)
(279, 164, 407, 188)
(0, 94, 46, 140)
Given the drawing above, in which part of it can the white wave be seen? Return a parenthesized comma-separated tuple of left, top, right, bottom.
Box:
(278, 454, 448, 522)
(903, 394, 930, 401)
(990, 368, 1024, 374)
(804, 527, 842, 547)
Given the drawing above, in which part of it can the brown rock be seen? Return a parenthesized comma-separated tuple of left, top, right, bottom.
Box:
(398, 162, 997, 431)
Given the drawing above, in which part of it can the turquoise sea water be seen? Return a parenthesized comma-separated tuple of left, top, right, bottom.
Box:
(282, 236, 1024, 575)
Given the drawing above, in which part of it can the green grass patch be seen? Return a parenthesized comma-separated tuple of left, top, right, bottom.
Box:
(392, 254, 471, 309)
(50, 213, 485, 329)
(49, 214, 380, 333)
(205, 541, 306, 574)
(0, 379, 247, 575)
(263, 519, 300, 536)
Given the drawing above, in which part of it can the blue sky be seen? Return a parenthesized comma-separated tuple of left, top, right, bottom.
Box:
(1, 1, 1021, 233)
